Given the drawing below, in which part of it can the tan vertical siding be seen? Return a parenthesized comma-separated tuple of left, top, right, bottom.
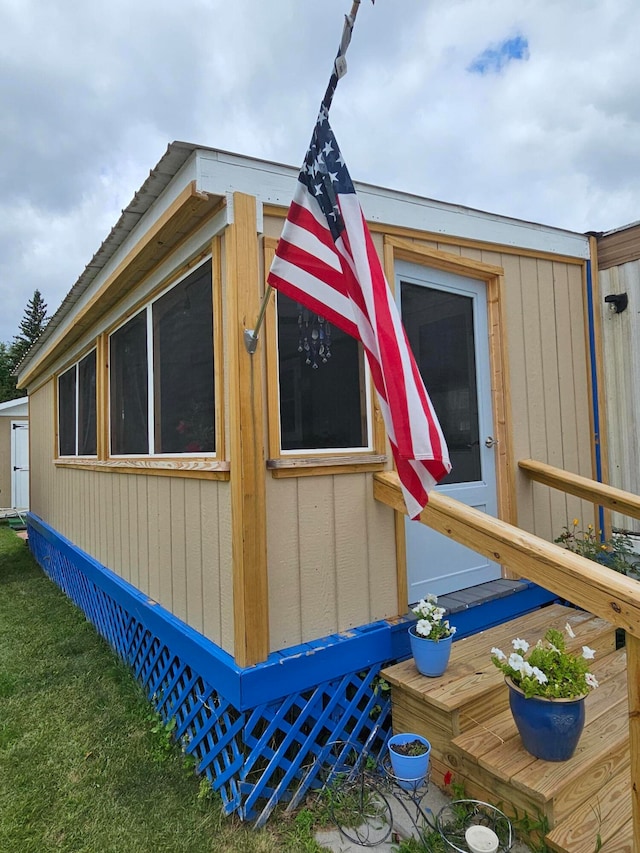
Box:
(27, 380, 232, 651)
(494, 252, 594, 540)
(298, 476, 338, 641)
(267, 472, 396, 652)
(184, 479, 203, 633)
(217, 484, 234, 653)
(334, 475, 370, 629)
(266, 477, 301, 650)
(135, 476, 149, 592)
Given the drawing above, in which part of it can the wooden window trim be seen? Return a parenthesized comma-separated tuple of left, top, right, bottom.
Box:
(262, 236, 387, 478)
(53, 243, 226, 476)
(53, 457, 230, 480)
(105, 253, 222, 462)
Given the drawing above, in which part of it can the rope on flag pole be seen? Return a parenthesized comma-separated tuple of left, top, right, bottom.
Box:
(244, 0, 373, 355)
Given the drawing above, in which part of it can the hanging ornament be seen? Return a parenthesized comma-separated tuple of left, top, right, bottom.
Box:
(297, 305, 332, 368)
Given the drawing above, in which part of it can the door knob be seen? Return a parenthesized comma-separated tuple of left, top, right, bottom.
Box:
(484, 436, 497, 448)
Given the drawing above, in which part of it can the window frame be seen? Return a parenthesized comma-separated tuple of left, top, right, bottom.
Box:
(108, 256, 217, 460)
(56, 348, 97, 459)
(262, 235, 387, 477)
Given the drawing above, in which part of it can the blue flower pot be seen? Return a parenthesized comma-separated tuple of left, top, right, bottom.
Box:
(409, 627, 453, 677)
(388, 733, 431, 790)
(507, 678, 586, 761)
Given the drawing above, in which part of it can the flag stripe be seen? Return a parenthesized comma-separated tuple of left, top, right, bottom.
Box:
(267, 109, 451, 518)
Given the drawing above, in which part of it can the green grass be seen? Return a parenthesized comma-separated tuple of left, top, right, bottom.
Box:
(0, 527, 328, 852)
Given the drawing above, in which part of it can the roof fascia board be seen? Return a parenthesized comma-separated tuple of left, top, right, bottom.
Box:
(0, 397, 28, 415)
(23, 204, 230, 385)
(108, 152, 200, 268)
(197, 149, 590, 260)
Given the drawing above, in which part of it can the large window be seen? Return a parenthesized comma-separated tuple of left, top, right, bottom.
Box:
(58, 350, 97, 457)
(109, 260, 215, 456)
(276, 293, 369, 451)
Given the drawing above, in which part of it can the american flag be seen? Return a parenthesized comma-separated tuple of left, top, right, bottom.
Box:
(268, 106, 451, 519)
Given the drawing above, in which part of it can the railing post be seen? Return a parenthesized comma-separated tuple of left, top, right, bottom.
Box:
(627, 633, 640, 851)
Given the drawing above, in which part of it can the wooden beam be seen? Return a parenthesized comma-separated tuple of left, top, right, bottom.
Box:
(384, 234, 505, 279)
(96, 334, 108, 460)
(627, 633, 640, 852)
(519, 458, 640, 521)
(226, 192, 269, 667)
(373, 470, 640, 634)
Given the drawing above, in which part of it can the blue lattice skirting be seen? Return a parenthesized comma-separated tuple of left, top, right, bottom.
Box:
(27, 514, 394, 826)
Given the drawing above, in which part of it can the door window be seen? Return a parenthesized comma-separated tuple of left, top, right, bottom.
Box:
(401, 283, 481, 485)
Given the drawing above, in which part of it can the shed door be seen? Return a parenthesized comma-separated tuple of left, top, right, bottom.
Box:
(11, 420, 29, 509)
(396, 261, 499, 600)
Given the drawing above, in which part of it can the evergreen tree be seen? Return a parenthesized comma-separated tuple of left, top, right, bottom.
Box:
(10, 289, 49, 369)
(0, 342, 19, 402)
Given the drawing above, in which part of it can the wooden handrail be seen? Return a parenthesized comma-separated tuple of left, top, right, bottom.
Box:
(519, 458, 640, 521)
(373, 471, 640, 634)
(373, 469, 640, 851)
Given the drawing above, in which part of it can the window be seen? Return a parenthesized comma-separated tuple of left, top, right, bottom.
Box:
(57, 350, 97, 457)
(109, 259, 215, 456)
(276, 292, 369, 452)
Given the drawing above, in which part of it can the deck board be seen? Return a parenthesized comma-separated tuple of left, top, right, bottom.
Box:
(545, 771, 632, 853)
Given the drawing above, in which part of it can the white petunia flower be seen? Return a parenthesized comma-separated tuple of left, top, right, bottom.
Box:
(426, 593, 438, 604)
(521, 662, 534, 677)
(531, 666, 548, 684)
(582, 646, 595, 660)
(585, 673, 599, 689)
(491, 647, 506, 661)
(449, 625, 457, 635)
(565, 622, 576, 638)
(416, 619, 432, 637)
(512, 638, 530, 653)
(508, 653, 525, 672)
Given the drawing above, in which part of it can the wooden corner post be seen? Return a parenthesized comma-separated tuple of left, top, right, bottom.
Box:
(226, 192, 269, 667)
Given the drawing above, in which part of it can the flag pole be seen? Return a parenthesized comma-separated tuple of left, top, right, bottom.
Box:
(243, 0, 371, 355)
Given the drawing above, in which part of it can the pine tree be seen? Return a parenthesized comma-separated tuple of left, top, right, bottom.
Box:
(10, 289, 49, 369)
(0, 342, 19, 402)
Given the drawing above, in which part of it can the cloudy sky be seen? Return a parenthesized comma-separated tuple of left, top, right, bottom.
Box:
(1, 0, 639, 345)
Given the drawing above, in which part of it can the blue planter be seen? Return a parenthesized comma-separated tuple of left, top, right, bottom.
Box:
(409, 628, 453, 677)
(507, 678, 586, 761)
(388, 733, 431, 790)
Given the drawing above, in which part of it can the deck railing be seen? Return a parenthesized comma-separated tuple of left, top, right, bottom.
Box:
(373, 466, 640, 852)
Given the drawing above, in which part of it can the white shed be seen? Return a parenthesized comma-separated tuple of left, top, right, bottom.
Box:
(0, 396, 29, 511)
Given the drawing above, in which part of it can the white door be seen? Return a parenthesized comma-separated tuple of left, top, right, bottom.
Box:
(396, 261, 499, 601)
(11, 420, 29, 509)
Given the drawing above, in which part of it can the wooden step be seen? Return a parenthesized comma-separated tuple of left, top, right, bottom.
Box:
(382, 604, 631, 852)
(382, 604, 617, 760)
(448, 648, 628, 826)
(544, 762, 632, 853)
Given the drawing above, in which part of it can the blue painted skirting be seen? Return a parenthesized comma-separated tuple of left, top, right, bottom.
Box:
(27, 514, 393, 825)
(26, 513, 554, 824)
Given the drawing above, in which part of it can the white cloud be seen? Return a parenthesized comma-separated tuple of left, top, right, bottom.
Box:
(1, 0, 640, 343)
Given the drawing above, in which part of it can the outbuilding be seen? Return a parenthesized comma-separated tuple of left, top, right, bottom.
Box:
(0, 396, 29, 512)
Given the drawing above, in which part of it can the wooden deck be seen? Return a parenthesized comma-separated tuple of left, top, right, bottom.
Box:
(381, 604, 632, 852)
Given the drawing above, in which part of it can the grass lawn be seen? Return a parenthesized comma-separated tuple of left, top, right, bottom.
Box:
(0, 527, 328, 853)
